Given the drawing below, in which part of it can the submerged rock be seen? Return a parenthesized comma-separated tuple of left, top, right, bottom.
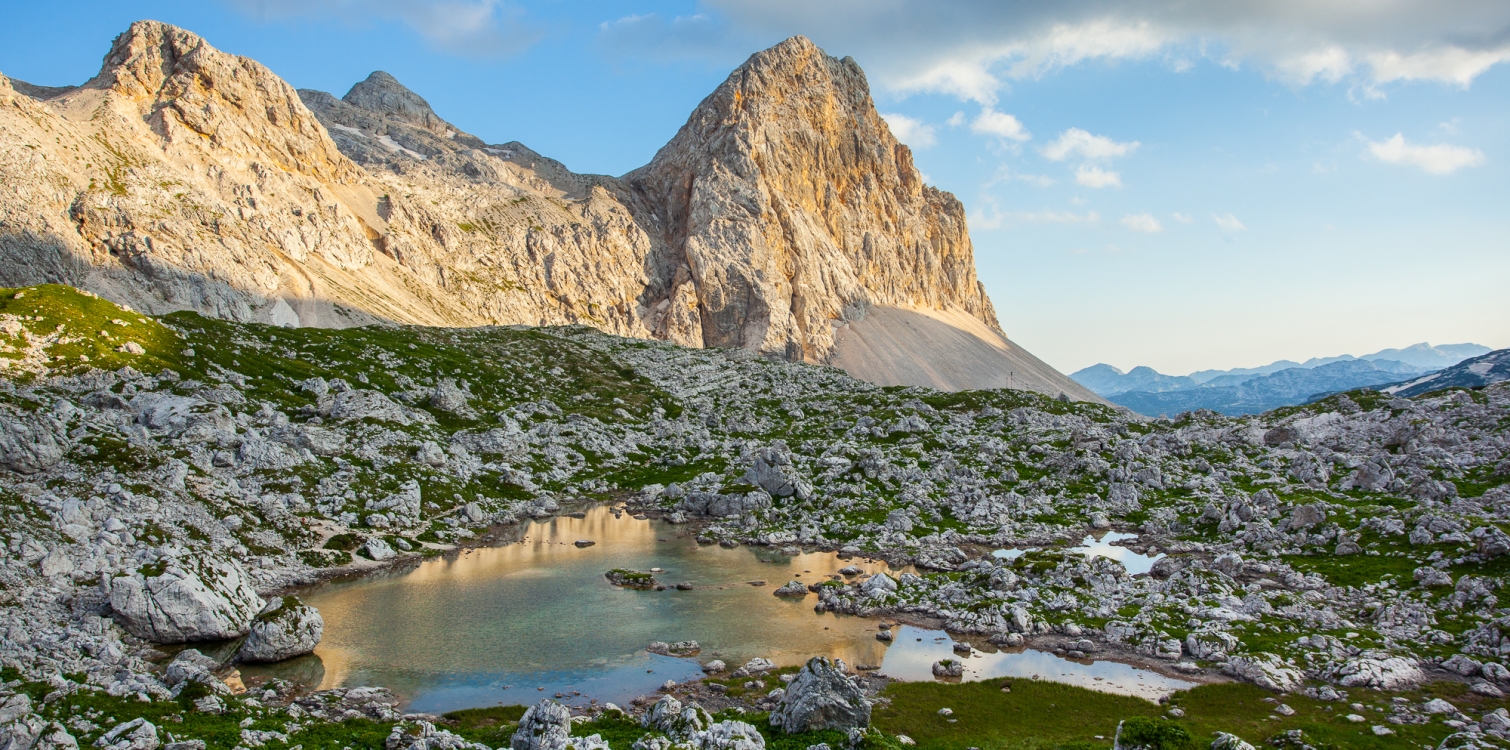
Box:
(769, 656, 870, 734)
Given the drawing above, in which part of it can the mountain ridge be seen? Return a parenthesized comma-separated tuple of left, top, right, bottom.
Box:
(1076, 341, 1491, 395)
(0, 20, 1099, 402)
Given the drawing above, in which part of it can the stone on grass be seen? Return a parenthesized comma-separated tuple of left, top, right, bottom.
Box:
(94, 718, 157, 750)
(1210, 733, 1255, 750)
(769, 656, 870, 734)
(510, 700, 570, 750)
(1223, 653, 1303, 693)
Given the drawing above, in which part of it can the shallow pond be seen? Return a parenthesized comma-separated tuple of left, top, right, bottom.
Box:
(993, 531, 1164, 575)
(245, 507, 1190, 711)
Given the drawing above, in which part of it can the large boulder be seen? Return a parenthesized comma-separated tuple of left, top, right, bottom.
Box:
(642, 695, 712, 738)
(1224, 653, 1304, 692)
(695, 721, 766, 750)
(1334, 656, 1423, 690)
(0, 714, 77, 750)
(108, 557, 265, 643)
(95, 719, 157, 750)
(768, 656, 871, 734)
(330, 390, 412, 424)
(0, 411, 67, 474)
(237, 596, 323, 663)
(510, 700, 571, 750)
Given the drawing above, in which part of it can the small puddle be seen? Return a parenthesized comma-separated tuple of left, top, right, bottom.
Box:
(877, 626, 1194, 701)
(243, 508, 1187, 711)
(993, 531, 1164, 575)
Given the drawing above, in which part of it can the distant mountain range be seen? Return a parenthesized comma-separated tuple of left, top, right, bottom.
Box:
(1385, 348, 1510, 398)
(1073, 342, 1493, 416)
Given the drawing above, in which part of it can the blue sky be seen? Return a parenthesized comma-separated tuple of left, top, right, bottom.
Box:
(2, 1, 1507, 375)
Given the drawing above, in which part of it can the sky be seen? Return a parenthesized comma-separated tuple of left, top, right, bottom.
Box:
(1, 0, 1507, 376)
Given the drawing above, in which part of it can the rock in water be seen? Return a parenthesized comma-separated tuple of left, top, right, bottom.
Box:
(773, 581, 808, 597)
(108, 556, 264, 643)
(768, 656, 871, 734)
(510, 700, 571, 750)
(237, 596, 324, 663)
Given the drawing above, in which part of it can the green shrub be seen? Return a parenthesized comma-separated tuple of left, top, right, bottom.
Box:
(1117, 717, 1195, 750)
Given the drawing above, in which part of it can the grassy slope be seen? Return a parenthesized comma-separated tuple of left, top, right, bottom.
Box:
(876, 679, 1510, 750)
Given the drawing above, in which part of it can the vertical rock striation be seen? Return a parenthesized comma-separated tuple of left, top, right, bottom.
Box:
(627, 36, 996, 364)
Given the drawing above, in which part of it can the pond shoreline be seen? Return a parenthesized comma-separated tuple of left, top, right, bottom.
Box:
(238, 500, 1227, 712)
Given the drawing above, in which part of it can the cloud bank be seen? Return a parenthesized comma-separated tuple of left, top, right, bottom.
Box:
(696, 0, 1510, 102)
(228, 0, 538, 57)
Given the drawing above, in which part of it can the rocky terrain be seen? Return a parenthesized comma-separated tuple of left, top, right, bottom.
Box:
(0, 282, 1508, 749)
(0, 21, 1095, 399)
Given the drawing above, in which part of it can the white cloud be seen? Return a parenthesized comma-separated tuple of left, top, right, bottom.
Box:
(1021, 210, 1101, 224)
(1121, 213, 1162, 232)
(701, 1, 1510, 103)
(1074, 165, 1122, 188)
(946, 111, 966, 127)
(1170, 212, 1193, 223)
(1364, 133, 1486, 175)
(1212, 213, 1246, 231)
(972, 200, 1098, 229)
(879, 113, 937, 148)
(1368, 45, 1510, 87)
(970, 108, 1032, 141)
(228, 0, 538, 57)
(597, 13, 738, 62)
(1042, 128, 1139, 161)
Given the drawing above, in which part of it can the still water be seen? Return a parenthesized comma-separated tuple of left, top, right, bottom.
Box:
(993, 531, 1165, 575)
(244, 507, 1190, 711)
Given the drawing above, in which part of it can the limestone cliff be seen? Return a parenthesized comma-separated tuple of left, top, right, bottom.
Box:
(0, 21, 1100, 400)
(626, 36, 995, 363)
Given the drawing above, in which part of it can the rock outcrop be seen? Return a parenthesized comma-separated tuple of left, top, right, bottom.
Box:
(768, 656, 871, 733)
(0, 21, 1097, 399)
(236, 596, 324, 663)
(107, 555, 265, 643)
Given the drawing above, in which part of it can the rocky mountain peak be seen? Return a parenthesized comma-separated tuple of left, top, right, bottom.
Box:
(342, 70, 453, 136)
(0, 23, 1095, 399)
(81, 19, 358, 184)
(627, 35, 998, 364)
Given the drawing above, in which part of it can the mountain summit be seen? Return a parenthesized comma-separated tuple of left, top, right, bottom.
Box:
(0, 23, 1097, 401)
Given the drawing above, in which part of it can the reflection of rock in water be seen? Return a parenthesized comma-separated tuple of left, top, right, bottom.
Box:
(243, 653, 326, 693)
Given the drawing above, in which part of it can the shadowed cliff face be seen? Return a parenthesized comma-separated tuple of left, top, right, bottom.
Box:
(626, 36, 998, 363)
(0, 23, 1086, 397)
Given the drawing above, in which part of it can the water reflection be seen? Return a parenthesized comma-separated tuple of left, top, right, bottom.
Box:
(992, 531, 1164, 575)
(879, 626, 1193, 701)
(245, 506, 896, 711)
(242, 508, 1189, 711)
